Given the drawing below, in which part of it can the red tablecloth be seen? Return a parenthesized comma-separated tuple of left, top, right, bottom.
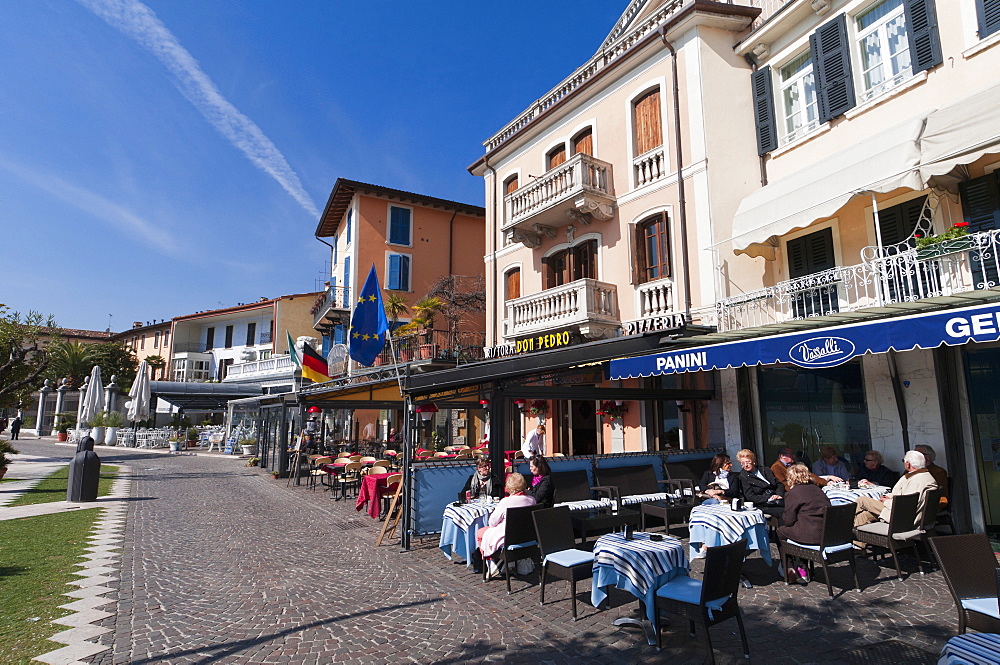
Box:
(504, 450, 521, 462)
(356, 472, 396, 519)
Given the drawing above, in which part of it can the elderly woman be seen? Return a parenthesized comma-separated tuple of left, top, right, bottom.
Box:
(527, 455, 554, 509)
(707, 449, 784, 518)
(777, 464, 832, 584)
(812, 445, 851, 481)
(852, 450, 898, 487)
(477, 473, 536, 578)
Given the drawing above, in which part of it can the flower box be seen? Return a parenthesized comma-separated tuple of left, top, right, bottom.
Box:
(916, 237, 974, 260)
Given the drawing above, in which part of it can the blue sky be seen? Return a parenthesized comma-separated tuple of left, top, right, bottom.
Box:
(1, 0, 627, 332)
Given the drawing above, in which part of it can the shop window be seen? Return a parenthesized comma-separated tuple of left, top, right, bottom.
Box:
(635, 212, 670, 283)
(572, 128, 593, 156)
(544, 240, 597, 288)
(633, 89, 662, 155)
(786, 228, 839, 318)
(547, 145, 567, 170)
(505, 268, 521, 301)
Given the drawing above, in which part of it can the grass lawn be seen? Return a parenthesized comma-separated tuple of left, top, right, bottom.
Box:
(0, 509, 105, 665)
(7, 466, 119, 507)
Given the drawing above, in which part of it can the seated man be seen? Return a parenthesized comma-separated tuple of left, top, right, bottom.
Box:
(461, 458, 501, 501)
(852, 450, 898, 487)
(914, 444, 948, 508)
(854, 450, 938, 528)
(771, 447, 828, 491)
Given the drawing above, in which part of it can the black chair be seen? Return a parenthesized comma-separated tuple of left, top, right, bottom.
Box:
(640, 479, 696, 537)
(654, 539, 750, 664)
(853, 492, 921, 578)
(483, 504, 542, 594)
(779, 503, 860, 597)
(929, 533, 1000, 634)
(532, 506, 595, 620)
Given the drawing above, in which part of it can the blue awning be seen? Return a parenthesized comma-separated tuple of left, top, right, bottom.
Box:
(610, 301, 1000, 379)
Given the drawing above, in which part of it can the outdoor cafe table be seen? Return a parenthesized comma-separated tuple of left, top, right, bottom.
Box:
(823, 483, 890, 505)
(439, 500, 497, 566)
(688, 503, 772, 565)
(591, 532, 688, 645)
(938, 633, 1000, 664)
(355, 472, 397, 520)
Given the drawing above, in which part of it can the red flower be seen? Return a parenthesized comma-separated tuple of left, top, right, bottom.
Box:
(954, 221, 970, 227)
(914, 233, 922, 238)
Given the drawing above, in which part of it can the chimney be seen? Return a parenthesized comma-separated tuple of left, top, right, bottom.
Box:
(133, 321, 142, 328)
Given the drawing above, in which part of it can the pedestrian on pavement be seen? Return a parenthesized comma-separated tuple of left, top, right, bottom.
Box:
(9, 415, 21, 440)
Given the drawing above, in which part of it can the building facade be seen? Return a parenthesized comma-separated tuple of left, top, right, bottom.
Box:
(114, 320, 172, 379)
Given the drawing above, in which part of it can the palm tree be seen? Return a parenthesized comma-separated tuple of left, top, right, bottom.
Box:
(411, 296, 445, 329)
(383, 292, 409, 327)
(145, 355, 167, 380)
(47, 341, 94, 388)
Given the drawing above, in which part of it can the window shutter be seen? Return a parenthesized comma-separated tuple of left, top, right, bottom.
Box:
(388, 255, 400, 290)
(633, 223, 648, 284)
(787, 228, 835, 278)
(505, 176, 519, 194)
(573, 129, 593, 156)
(810, 15, 856, 123)
(787, 236, 809, 278)
(960, 172, 1000, 233)
(547, 146, 567, 169)
(399, 255, 410, 291)
(878, 196, 926, 246)
(634, 89, 663, 155)
(976, 0, 1000, 39)
(904, 0, 942, 73)
(751, 67, 778, 155)
(506, 269, 520, 300)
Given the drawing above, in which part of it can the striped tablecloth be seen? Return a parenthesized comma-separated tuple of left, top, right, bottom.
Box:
(439, 501, 496, 566)
(688, 504, 771, 565)
(592, 532, 688, 626)
(938, 632, 1000, 664)
(823, 484, 890, 506)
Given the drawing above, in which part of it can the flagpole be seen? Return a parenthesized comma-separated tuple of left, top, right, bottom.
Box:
(385, 328, 404, 395)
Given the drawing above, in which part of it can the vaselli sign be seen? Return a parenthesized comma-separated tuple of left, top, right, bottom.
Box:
(787, 337, 856, 368)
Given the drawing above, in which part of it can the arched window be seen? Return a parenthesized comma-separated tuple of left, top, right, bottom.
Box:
(547, 144, 567, 170)
(504, 175, 519, 195)
(636, 212, 670, 283)
(572, 128, 593, 156)
(544, 240, 598, 288)
(505, 268, 521, 301)
(633, 89, 662, 155)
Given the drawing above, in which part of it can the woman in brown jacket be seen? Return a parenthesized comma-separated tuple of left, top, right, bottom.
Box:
(777, 464, 831, 585)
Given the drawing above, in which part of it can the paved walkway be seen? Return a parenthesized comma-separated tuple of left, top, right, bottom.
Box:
(5, 439, 963, 664)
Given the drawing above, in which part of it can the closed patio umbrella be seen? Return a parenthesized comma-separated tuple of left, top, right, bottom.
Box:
(79, 365, 105, 428)
(126, 360, 151, 424)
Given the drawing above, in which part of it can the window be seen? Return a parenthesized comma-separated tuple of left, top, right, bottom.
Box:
(633, 89, 662, 155)
(344, 256, 351, 306)
(388, 206, 412, 245)
(246, 322, 257, 347)
(387, 253, 411, 291)
(786, 228, 839, 318)
(505, 268, 521, 301)
(547, 145, 566, 170)
(856, 0, 912, 101)
(977, 0, 1000, 39)
(153, 332, 159, 349)
(224, 325, 234, 349)
(572, 128, 593, 156)
(205, 327, 215, 350)
(780, 52, 819, 143)
(504, 175, 519, 195)
(345, 208, 353, 245)
(636, 213, 671, 283)
(544, 240, 597, 288)
(140, 333, 145, 350)
(877, 196, 926, 246)
(163, 330, 169, 349)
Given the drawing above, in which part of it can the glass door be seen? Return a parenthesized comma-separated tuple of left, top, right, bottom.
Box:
(964, 346, 1000, 536)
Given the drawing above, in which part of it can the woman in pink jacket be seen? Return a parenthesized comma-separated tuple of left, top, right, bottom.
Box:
(477, 473, 536, 577)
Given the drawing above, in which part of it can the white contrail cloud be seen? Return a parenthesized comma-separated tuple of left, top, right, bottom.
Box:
(77, 0, 321, 219)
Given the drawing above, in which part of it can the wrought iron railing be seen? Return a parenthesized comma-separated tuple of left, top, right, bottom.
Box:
(311, 285, 352, 328)
(366, 330, 487, 368)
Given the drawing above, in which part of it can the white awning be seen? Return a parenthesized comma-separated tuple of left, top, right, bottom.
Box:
(730, 115, 926, 253)
(919, 82, 1000, 191)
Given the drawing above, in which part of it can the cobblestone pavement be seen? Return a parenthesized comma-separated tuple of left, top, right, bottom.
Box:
(11, 440, 961, 664)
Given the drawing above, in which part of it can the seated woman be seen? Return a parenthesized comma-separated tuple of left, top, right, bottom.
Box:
(812, 445, 851, 482)
(705, 449, 784, 518)
(852, 450, 898, 487)
(476, 473, 536, 578)
(777, 463, 832, 585)
(527, 455, 554, 509)
(698, 453, 733, 492)
(461, 458, 500, 501)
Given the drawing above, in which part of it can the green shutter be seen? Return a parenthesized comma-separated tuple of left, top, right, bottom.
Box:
(904, 0, 942, 73)
(787, 228, 835, 278)
(960, 172, 1000, 233)
(752, 67, 778, 155)
(810, 15, 856, 123)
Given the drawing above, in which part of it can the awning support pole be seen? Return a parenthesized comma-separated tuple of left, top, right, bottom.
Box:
(400, 395, 414, 550)
(886, 350, 910, 452)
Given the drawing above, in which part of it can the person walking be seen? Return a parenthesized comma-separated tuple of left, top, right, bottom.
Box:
(9, 415, 21, 440)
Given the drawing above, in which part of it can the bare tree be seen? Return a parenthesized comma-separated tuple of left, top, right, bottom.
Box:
(426, 275, 486, 331)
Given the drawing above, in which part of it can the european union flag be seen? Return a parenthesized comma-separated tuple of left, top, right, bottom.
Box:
(349, 265, 390, 366)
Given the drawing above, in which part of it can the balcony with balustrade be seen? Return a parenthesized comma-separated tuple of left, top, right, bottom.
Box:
(503, 154, 616, 248)
(717, 229, 1000, 332)
(505, 278, 620, 340)
(223, 354, 296, 382)
(311, 285, 352, 331)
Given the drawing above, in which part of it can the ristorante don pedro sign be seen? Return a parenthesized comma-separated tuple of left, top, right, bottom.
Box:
(484, 330, 574, 359)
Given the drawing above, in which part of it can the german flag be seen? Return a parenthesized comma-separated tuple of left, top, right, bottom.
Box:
(300, 342, 330, 384)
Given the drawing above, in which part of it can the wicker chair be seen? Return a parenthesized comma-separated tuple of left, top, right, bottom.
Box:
(654, 539, 750, 664)
(929, 534, 1000, 634)
(853, 492, 921, 578)
(780, 503, 860, 597)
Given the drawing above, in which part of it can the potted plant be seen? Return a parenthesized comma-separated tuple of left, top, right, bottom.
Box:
(54, 412, 77, 442)
(104, 411, 124, 446)
(87, 412, 107, 445)
(239, 437, 257, 456)
(168, 434, 181, 452)
(0, 439, 20, 480)
(915, 222, 973, 259)
(186, 427, 199, 448)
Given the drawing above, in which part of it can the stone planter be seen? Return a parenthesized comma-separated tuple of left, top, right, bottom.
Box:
(419, 344, 437, 360)
(169, 440, 181, 452)
(241, 444, 257, 456)
(90, 427, 106, 446)
(56, 431, 68, 442)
